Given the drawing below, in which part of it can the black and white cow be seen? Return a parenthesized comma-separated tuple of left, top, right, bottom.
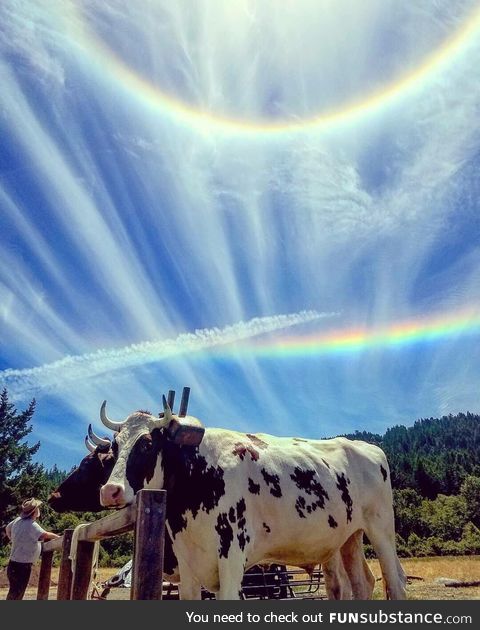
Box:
(47, 425, 181, 581)
(48, 422, 370, 599)
(100, 400, 398, 600)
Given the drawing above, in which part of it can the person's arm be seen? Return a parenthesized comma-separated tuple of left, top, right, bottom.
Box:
(31, 520, 60, 543)
(38, 531, 61, 542)
(5, 522, 13, 540)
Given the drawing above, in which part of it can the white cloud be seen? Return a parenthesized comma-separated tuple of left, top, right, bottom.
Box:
(1, 0, 480, 462)
(0, 310, 332, 400)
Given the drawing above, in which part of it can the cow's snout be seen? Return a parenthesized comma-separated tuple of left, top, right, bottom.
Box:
(100, 483, 126, 507)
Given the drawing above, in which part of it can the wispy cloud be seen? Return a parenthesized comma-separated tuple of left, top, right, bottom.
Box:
(0, 310, 330, 400)
(1, 1, 480, 467)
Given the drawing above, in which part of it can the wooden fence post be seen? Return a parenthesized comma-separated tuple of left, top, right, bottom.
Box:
(131, 489, 167, 600)
(37, 550, 54, 600)
(70, 540, 96, 600)
(57, 529, 74, 600)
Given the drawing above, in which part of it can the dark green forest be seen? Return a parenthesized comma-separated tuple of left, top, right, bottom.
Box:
(344, 413, 480, 557)
(1, 389, 479, 565)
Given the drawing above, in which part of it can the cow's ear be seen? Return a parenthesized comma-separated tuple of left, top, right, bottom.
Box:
(166, 417, 205, 446)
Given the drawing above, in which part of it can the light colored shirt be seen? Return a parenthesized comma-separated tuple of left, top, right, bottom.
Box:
(6, 516, 46, 564)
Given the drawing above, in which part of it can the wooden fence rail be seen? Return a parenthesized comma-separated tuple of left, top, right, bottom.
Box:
(37, 489, 166, 600)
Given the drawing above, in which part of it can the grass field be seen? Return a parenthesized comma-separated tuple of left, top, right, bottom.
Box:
(368, 556, 480, 600)
(1, 556, 479, 600)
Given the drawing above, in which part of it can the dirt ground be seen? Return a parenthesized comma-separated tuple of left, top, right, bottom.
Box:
(1, 556, 479, 600)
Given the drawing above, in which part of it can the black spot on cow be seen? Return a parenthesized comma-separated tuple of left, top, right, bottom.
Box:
(215, 512, 234, 558)
(295, 495, 307, 518)
(380, 464, 388, 482)
(228, 507, 236, 523)
(290, 467, 329, 517)
(238, 530, 251, 551)
(126, 433, 160, 494)
(246, 434, 269, 450)
(263, 522, 271, 533)
(163, 533, 179, 576)
(322, 459, 330, 469)
(328, 515, 338, 529)
(156, 429, 226, 538)
(232, 443, 260, 461)
(236, 498, 246, 528)
(336, 472, 353, 522)
(236, 497, 250, 551)
(261, 469, 282, 498)
(248, 478, 260, 495)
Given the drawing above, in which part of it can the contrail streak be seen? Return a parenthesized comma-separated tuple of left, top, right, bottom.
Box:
(0, 310, 333, 399)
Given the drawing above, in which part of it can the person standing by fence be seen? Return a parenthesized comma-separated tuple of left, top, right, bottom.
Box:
(4, 498, 60, 600)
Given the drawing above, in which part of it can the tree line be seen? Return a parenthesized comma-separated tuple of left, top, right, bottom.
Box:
(343, 413, 480, 556)
(0, 389, 131, 567)
(1, 389, 479, 565)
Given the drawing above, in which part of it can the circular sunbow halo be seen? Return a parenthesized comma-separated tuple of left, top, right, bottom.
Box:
(63, 2, 480, 137)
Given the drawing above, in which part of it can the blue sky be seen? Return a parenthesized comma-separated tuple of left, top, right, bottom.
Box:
(1, 0, 480, 471)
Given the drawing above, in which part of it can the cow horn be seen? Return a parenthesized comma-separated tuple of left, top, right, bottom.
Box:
(100, 401, 125, 431)
(85, 436, 96, 453)
(162, 394, 173, 421)
(152, 395, 172, 429)
(88, 424, 111, 447)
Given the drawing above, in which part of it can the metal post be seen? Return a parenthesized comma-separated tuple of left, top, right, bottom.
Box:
(167, 389, 175, 410)
(178, 386, 190, 417)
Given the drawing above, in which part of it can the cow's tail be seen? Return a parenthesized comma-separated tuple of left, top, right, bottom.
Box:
(396, 555, 407, 590)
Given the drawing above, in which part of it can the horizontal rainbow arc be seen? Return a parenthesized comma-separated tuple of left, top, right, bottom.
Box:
(66, 3, 480, 137)
(208, 309, 480, 358)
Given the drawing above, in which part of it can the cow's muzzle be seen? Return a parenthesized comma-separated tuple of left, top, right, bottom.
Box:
(100, 483, 126, 508)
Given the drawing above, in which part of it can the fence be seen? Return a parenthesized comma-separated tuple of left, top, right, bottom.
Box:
(38, 488, 326, 600)
(37, 489, 166, 600)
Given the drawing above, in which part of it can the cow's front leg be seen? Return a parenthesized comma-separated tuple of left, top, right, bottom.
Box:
(323, 552, 352, 600)
(177, 555, 202, 600)
(216, 557, 245, 600)
(178, 575, 202, 600)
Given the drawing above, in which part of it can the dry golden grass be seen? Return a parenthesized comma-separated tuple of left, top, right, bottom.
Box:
(369, 555, 480, 582)
(368, 556, 480, 600)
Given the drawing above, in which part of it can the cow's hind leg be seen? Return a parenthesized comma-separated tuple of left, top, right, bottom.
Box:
(364, 517, 406, 600)
(340, 530, 375, 600)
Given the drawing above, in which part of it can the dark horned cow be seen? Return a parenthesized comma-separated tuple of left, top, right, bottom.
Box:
(100, 398, 404, 600)
(48, 426, 113, 513)
(47, 425, 180, 580)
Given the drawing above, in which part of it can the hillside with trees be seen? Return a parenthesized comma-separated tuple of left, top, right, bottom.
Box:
(1, 388, 479, 564)
(344, 412, 480, 497)
(343, 413, 480, 557)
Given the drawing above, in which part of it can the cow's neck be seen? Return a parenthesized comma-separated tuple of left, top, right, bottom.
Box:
(157, 431, 226, 539)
